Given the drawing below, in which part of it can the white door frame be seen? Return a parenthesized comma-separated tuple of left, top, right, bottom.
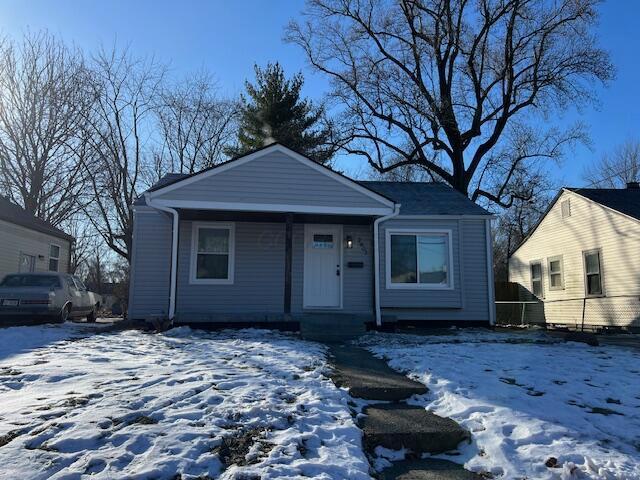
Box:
(303, 224, 343, 310)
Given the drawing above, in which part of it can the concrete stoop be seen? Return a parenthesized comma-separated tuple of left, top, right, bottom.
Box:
(300, 315, 367, 342)
(323, 342, 479, 479)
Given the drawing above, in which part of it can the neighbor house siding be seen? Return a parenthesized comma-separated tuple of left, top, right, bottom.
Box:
(378, 217, 490, 322)
(128, 210, 172, 319)
(153, 151, 388, 210)
(509, 190, 640, 328)
(0, 218, 71, 279)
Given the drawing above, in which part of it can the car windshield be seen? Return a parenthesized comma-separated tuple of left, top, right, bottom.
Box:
(1, 275, 61, 288)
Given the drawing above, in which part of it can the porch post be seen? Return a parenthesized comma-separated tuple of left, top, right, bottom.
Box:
(284, 213, 293, 317)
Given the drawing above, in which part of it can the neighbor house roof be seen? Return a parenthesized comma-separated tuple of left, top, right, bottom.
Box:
(0, 196, 74, 242)
(509, 185, 640, 257)
(359, 181, 492, 216)
(566, 187, 640, 221)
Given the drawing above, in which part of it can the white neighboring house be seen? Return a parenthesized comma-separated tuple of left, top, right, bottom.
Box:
(509, 183, 640, 330)
(0, 196, 74, 280)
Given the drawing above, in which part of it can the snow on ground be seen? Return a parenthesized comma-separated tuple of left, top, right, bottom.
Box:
(358, 329, 640, 480)
(0, 323, 370, 480)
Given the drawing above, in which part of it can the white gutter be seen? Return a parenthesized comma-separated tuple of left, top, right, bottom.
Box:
(144, 193, 179, 320)
(485, 217, 496, 325)
(373, 204, 401, 327)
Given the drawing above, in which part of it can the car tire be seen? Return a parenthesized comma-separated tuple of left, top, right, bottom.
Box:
(59, 305, 71, 323)
(86, 309, 96, 323)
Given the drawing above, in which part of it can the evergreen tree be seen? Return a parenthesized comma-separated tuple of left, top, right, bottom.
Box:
(229, 62, 333, 163)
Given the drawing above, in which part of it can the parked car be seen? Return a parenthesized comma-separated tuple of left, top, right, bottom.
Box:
(0, 273, 101, 323)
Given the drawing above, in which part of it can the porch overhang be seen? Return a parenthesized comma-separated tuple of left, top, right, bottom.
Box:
(148, 198, 395, 217)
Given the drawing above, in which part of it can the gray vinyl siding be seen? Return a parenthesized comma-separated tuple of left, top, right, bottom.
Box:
(379, 218, 490, 322)
(175, 221, 285, 320)
(128, 210, 172, 319)
(509, 190, 640, 328)
(154, 151, 387, 209)
(0, 218, 71, 279)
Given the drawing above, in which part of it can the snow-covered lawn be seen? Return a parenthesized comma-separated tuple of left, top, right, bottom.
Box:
(358, 329, 640, 480)
(0, 323, 370, 479)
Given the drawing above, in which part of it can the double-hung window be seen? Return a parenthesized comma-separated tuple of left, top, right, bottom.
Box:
(190, 223, 234, 284)
(583, 249, 604, 296)
(547, 255, 564, 290)
(530, 261, 543, 297)
(386, 230, 453, 289)
(49, 245, 60, 272)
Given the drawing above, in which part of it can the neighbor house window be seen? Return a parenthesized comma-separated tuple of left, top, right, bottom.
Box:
(583, 249, 603, 296)
(386, 230, 453, 289)
(190, 223, 234, 284)
(547, 255, 564, 290)
(49, 244, 60, 272)
(530, 261, 543, 297)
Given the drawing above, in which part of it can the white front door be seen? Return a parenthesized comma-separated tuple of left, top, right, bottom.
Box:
(303, 224, 342, 309)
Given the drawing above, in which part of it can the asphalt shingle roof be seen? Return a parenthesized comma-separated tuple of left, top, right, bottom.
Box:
(0, 196, 74, 241)
(568, 187, 640, 221)
(138, 175, 489, 216)
(359, 181, 492, 216)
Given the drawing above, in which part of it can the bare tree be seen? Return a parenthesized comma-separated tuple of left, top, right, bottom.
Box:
(153, 73, 238, 178)
(493, 167, 555, 281)
(583, 138, 640, 188)
(82, 46, 165, 261)
(64, 215, 98, 275)
(287, 0, 613, 207)
(0, 31, 93, 226)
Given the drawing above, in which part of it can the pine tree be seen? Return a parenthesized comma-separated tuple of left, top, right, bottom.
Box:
(229, 62, 333, 163)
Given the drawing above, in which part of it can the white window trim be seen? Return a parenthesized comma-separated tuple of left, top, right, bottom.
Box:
(530, 259, 544, 298)
(49, 243, 61, 272)
(547, 255, 564, 291)
(189, 222, 235, 285)
(583, 248, 605, 297)
(385, 228, 454, 290)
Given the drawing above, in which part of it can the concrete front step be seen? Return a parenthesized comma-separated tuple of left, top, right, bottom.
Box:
(360, 403, 470, 455)
(300, 315, 367, 341)
(379, 459, 482, 480)
(329, 345, 427, 401)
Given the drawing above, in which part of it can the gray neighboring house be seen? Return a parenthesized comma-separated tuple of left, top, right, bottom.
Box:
(129, 143, 495, 327)
(509, 184, 640, 329)
(0, 196, 74, 279)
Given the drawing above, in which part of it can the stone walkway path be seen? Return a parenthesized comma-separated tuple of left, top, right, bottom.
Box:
(327, 343, 480, 480)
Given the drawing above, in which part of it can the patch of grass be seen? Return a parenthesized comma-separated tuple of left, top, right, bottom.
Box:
(0, 429, 24, 448)
(130, 415, 158, 425)
(212, 427, 268, 468)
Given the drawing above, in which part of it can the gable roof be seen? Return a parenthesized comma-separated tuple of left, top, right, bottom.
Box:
(137, 143, 490, 216)
(145, 143, 395, 208)
(509, 186, 640, 257)
(359, 181, 492, 216)
(566, 187, 640, 221)
(0, 196, 74, 242)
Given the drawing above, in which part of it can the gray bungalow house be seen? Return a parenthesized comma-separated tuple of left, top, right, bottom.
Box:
(129, 144, 495, 328)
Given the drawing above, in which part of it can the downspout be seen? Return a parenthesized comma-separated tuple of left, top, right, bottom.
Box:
(145, 193, 178, 321)
(485, 217, 496, 325)
(373, 204, 401, 327)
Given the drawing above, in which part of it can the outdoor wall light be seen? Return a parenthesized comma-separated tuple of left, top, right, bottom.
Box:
(345, 235, 353, 249)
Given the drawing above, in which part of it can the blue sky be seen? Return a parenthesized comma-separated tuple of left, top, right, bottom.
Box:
(0, 0, 637, 185)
